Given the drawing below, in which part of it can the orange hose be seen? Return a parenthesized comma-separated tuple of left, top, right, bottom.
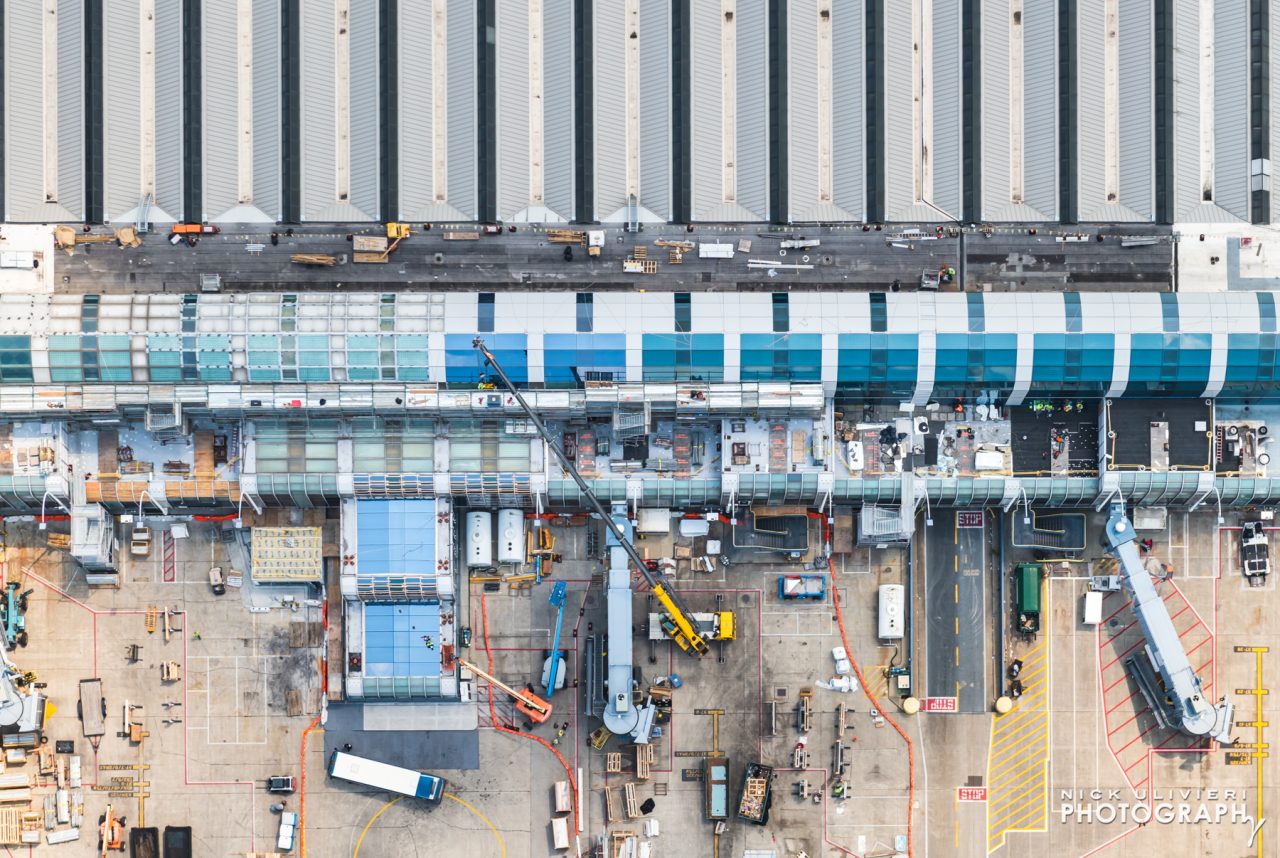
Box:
(817, 513, 916, 857)
(479, 594, 581, 835)
(298, 714, 322, 856)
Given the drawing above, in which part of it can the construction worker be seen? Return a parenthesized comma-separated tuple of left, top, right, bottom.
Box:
(422, 635, 435, 650)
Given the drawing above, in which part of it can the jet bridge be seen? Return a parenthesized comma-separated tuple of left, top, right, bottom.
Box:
(601, 509, 656, 742)
(1102, 504, 1234, 744)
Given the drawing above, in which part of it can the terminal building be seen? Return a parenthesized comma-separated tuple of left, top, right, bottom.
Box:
(4, 0, 1280, 226)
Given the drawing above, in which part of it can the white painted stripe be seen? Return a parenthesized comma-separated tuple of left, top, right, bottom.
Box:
(1106, 332, 1130, 398)
(625, 332, 642, 382)
(238, 0, 254, 204)
(526, 333, 544, 384)
(1006, 332, 1034, 406)
(335, 0, 351, 202)
(1202, 331, 1227, 398)
(140, 0, 157, 198)
(721, 0, 737, 203)
(433, 1, 449, 201)
(816, 1, 834, 203)
(529, 0, 544, 204)
(42, 0, 59, 202)
(1103, 0, 1119, 203)
(821, 334, 837, 388)
(625, 0, 640, 199)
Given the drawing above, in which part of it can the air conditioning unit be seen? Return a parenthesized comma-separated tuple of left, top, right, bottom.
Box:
(915, 418, 930, 435)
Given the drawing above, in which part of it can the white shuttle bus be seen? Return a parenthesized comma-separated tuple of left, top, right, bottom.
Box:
(328, 751, 445, 804)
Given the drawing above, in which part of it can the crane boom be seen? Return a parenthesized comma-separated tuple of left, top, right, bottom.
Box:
(472, 338, 710, 657)
(459, 658, 554, 723)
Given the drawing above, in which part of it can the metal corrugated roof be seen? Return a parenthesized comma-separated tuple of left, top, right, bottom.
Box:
(930, 0, 962, 219)
(882, 8, 916, 219)
(542, 0, 575, 221)
(1022, 0, 1058, 219)
(593, 0, 627, 220)
(349, 0, 381, 220)
(103, 4, 141, 223)
(55, 0, 85, 221)
(252, 0, 282, 220)
(495, 0, 531, 222)
(202, 0, 239, 220)
(397, 2, 435, 219)
(1273, 0, 1280, 225)
(1213, 0, 1250, 221)
(300, 0, 337, 220)
(446, 0, 478, 220)
(980, 0, 1012, 219)
(689, 2, 722, 220)
(1172, 0, 1201, 221)
(155, 2, 185, 222)
(1117, 0, 1153, 220)
(1074, 1, 1105, 217)
(831, 2, 864, 220)
(638, 0, 672, 222)
(734, 1, 768, 220)
(5, 4, 47, 220)
(787, 0, 821, 220)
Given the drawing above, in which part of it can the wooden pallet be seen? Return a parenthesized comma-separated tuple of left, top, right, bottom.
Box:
(0, 808, 22, 844)
(635, 744, 653, 780)
(623, 782, 640, 819)
(631, 246, 647, 259)
(606, 752, 622, 773)
(604, 787, 620, 825)
(667, 249, 683, 264)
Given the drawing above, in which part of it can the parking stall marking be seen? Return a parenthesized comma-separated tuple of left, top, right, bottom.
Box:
(986, 641, 1050, 853)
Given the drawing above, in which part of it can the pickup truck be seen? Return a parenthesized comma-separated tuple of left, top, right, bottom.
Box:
(1241, 522, 1271, 587)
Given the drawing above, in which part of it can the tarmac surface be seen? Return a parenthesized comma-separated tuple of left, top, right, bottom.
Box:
(923, 510, 989, 714)
(52, 222, 1174, 294)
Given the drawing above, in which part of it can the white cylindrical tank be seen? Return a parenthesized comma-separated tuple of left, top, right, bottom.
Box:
(465, 512, 493, 569)
(497, 509, 524, 565)
(878, 584, 904, 640)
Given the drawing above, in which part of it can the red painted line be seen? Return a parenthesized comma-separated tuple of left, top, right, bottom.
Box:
(1115, 721, 1162, 756)
(1102, 597, 1133, 624)
(1105, 688, 1138, 715)
(1185, 636, 1212, 657)
(1101, 636, 1146, 672)
(1123, 752, 1151, 774)
(1108, 710, 1140, 737)
(1167, 603, 1191, 624)
(1103, 671, 1132, 693)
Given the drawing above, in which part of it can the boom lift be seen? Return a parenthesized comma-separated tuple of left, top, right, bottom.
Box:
(1102, 503, 1234, 744)
(472, 338, 711, 657)
(541, 581, 568, 693)
(459, 658, 553, 725)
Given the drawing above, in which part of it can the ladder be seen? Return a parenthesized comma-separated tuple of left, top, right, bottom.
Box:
(135, 194, 153, 235)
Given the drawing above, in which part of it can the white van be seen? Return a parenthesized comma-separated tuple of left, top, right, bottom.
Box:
(1082, 590, 1103, 625)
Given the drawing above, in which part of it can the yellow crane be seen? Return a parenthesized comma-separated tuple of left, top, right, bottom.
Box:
(471, 338, 711, 657)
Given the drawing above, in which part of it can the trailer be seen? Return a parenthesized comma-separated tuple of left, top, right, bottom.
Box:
(77, 679, 106, 749)
(162, 826, 192, 858)
(704, 757, 730, 820)
(736, 763, 773, 825)
(778, 575, 825, 600)
(1015, 563, 1043, 635)
(130, 827, 159, 858)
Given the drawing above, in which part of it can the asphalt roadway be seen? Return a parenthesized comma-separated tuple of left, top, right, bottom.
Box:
(53, 221, 1173, 294)
(923, 509, 988, 714)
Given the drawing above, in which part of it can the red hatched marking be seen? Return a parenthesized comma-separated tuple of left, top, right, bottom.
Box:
(163, 530, 176, 583)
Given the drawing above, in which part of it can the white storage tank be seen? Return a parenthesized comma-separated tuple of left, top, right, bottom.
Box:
(878, 584, 904, 640)
(497, 509, 524, 565)
(465, 512, 494, 569)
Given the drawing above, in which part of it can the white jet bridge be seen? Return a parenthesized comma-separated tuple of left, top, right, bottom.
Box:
(1103, 503, 1234, 744)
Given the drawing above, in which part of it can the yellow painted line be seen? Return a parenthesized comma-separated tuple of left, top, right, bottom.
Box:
(989, 714, 1050, 756)
(999, 796, 1048, 835)
(354, 797, 405, 857)
(955, 617, 959, 635)
(990, 788, 1047, 831)
(989, 767, 1047, 814)
(355, 793, 506, 858)
(955, 647, 960, 666)
(954, 583, 959, 602)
